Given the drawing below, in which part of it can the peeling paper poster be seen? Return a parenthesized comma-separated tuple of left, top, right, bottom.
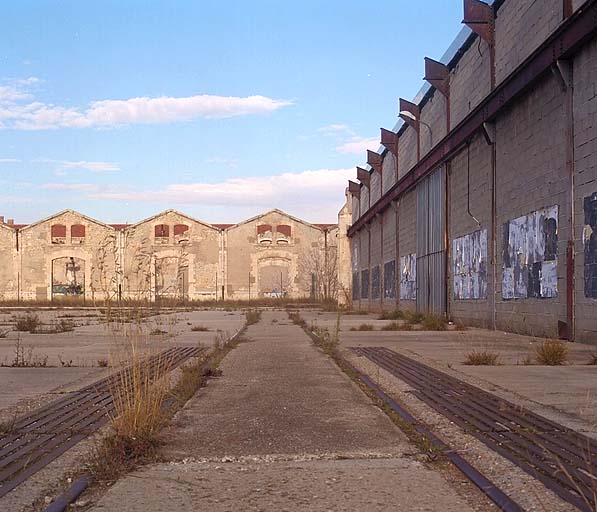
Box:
(384, 260, 396, 299)
(452, 229, 488, 300)
(400, 254, 416, 300)
(502, 205, 558, 300)
(584, 192, 597, 299)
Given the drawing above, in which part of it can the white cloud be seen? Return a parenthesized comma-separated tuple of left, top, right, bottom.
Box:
(0, 78, 293, 130)
(85, 168, 352, 220)
(206, 157, 239, 169)
(35, 158, 120, 174)
(40, 183, 99, 192)
(318, 124, 355, 137)
(335, 137, 379, 155)
(0, 158, 21, 163)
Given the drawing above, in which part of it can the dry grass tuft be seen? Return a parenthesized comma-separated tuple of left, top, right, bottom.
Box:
(379, 310, 404, 320)
(403, 311, 424, 325)
(535, 339, 569, 366)
(588, 354, 597, 366)
(190, 325, 210, 332)
(349, 323, 375, 331)
(463, 350, 499, 366)
(421, 315, 447, 331)
(381, 321, 411, 331)
(245, 310, 261, 325)
(14, 313, 41, 332)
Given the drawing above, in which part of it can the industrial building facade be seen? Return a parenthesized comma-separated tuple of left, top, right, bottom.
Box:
(347, 0, 597, 342)
(0, 209, 340, 303)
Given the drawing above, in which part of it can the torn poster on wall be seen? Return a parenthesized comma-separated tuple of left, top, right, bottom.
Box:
(452, 229, 488, 300)
(400, 254, 416, 300)
(584, 192, 597, 299)
(502, 205, 558, 300)
(384, 260, 396, 299)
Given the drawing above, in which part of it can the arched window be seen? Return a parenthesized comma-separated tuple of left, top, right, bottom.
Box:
(257, 224, 273, 245)
(154, 224, 169, 244)
(173, 224, 189, 243)
(51, 224, 67, 244)
(71, 224, 86, 244)
(276, 224, 291, 244)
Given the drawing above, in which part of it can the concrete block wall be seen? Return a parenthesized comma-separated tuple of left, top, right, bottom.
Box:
(351, 194, 360, 224)
(360, 228, 370, 302)
(347, 0, 597, 342)
(382, 152, 397, 194)
(448, 134, 494, 327)
(398, 128, 418, 179)
(361, 185, 370, 213)
(382, 206, 397, 311)
(397, 191, 417, 312)
(573, 37, 597, 342)
(369, 216, 382, 307)
(495, 0, 563, 86)
(494, 73, 569, 337)
(420, 92, 447, 157)
(449, 37, 491, 128)
(370, 169, 382, 205)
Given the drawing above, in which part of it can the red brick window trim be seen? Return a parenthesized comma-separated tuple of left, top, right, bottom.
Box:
(71, 224, 86, 237)
(173, 224, 189, 236)
(276, 225, 291, 237)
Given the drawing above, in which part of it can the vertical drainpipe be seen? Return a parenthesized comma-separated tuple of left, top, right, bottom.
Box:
(481, 122, 497, 331)
(379, 212, 384, 311)
(394, 200, 400, 311)
(444, 163, 450, 320)
(553, 58, 575, 340)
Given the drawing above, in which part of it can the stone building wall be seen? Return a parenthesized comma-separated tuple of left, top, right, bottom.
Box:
(0, 208, 339, 303)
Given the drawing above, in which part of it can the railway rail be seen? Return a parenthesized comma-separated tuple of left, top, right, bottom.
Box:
(0, 345, 203, 498)
(352, 346, 597, 512)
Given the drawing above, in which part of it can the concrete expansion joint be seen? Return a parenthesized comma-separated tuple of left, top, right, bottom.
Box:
(168, 452, 408, 465)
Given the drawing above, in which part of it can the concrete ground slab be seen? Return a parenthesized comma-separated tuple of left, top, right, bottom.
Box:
(0, 367, 108, 410)
(88, 310, 477, 511)
(299, 311, 597, 435)
(90, 458, 472, 512)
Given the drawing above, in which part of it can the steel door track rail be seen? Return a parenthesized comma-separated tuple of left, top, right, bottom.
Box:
(352, 346, 597, 512)
(0, 346, 203, 498)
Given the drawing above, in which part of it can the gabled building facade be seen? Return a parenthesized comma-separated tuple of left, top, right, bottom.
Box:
(0, 208, 342, 302)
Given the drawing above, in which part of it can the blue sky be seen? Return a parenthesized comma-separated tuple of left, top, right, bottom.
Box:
(1, 1, 463, 224)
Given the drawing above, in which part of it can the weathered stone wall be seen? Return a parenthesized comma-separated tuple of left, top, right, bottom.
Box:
(122, 210, 220, 301)
(224, 210, 329, 300)
(18, 211, 116, 301)
(0, 225, 18, 301)
(2, 208, 337, 304)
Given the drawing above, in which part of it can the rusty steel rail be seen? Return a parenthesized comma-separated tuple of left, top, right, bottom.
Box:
(352, 346, 597, 512)
(0, 346, 203, 498)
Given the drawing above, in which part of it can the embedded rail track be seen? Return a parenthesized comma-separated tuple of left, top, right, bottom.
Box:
(352, 346, 597, 512)
(0, 346, 203, 498)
